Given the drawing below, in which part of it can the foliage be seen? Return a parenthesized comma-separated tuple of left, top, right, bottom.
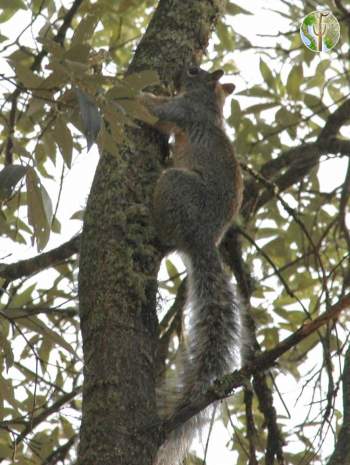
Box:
(0, 0, 350, 464)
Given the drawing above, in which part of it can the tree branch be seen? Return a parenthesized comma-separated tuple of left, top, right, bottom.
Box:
(0, 387, 81, 463)
(318, 99, 350, 143)
(163, 293, 350, 437)
(13, 387, 81, 448)
(326, 343, 350, 465)
(242, 97, 350, 216)
(0, 235, 80, 281)
(222, 227, 286, 464)
(32, 0, 85, 72)
(253, 138, 350, 213)
(41, 434, 78, 465)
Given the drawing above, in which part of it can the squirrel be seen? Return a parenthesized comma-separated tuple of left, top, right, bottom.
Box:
(139, 66, 244, 465)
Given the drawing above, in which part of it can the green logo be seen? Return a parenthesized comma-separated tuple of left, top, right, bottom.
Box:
(300, 10, 340, 52)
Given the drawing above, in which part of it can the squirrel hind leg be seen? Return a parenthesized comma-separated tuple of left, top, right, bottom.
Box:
(153, 168, 217, 252)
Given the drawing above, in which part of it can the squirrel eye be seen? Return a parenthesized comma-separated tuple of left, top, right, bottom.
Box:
(187, 67, 199, 77)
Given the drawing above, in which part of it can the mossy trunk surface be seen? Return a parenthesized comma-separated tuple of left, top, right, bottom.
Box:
(77, 1, 224, 465)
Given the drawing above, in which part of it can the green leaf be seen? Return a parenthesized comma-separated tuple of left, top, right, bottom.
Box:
(275, 107, 300, 132)
(228, 99, 241, 129)
(261, 326, 279, 350)
(165, 259, 181, 290)
(0, 328, 14, 372)
(26, 167, 52, 251)
(216, 21, 235, 51)
(256, 228, 278, 239)
(296, 331, 320, 356)
(12, 63, 43, 88)
(262, 236, 288, 262)
(38, 338, 53, 374)
(118, 98, 158, 125)
(243, 102, 279, 114)
(106, 84, 136, 100)
(0, 434, 13, 459)
(53, 117, 73, 168)
(237, 86, 275, 99)
(286, 64, 303, 100)
(226, 4, 252, 15)
(20, 316, 76, 355)
(64, 43, 90, 64)
(9, 285, 36, 310)
(123, 69, 160, 91)
(71, 14, 98, 46)
(0, 164, 27, 201)
(70, 210, 85, 220)
(259, 59, 275, 88)
(61, 416, 75, 437)
(98, 124, 120, 156)
(303, 93, 330, 119)
(328, 84, 345, 102)
(304, 73, 324, 89)
(316, 59, 331, 75)
(0, 0, 25, 9)
(0, 374, 17, 408)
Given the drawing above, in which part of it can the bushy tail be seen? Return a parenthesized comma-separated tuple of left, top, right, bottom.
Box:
(155, 245, 241, 465)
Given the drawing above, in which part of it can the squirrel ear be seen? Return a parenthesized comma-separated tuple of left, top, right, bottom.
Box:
(210, 69, 224, 81)
(221, 83, 235, 95)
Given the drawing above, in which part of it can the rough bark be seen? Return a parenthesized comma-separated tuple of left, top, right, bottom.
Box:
(77, 1, 225, 465)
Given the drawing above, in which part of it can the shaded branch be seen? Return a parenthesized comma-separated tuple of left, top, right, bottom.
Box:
(318, 99, 350, 143)
(13, 387, 81, 448)
(222, 228, 285, 464)
(0, 235, 80, 281)
(326, 343, 350, 465)
(253, 373, 285, 465)
(243, 387, 259, 465)
(163, 293, 350, 437)
(242, 97, 350, 217)
(254, 139, 350, 212)
(6, 306, 78, 318)
(31, 0, 85, 71)
(262, 98, 350, 181)
(41, 434, 78, 465)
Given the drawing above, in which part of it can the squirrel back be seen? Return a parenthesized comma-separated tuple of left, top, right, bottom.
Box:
(140, 67, 243, 465)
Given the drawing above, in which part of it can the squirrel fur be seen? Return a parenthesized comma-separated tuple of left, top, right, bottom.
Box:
(139, 66, 244, 465)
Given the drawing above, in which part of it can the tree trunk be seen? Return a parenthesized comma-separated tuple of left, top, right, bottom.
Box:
(77, 1, 225, 464)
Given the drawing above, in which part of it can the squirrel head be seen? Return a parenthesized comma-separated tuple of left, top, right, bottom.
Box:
(181, 66, 235, 97)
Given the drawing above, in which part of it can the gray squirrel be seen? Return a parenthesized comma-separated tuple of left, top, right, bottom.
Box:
(139, 66, 244, 465)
